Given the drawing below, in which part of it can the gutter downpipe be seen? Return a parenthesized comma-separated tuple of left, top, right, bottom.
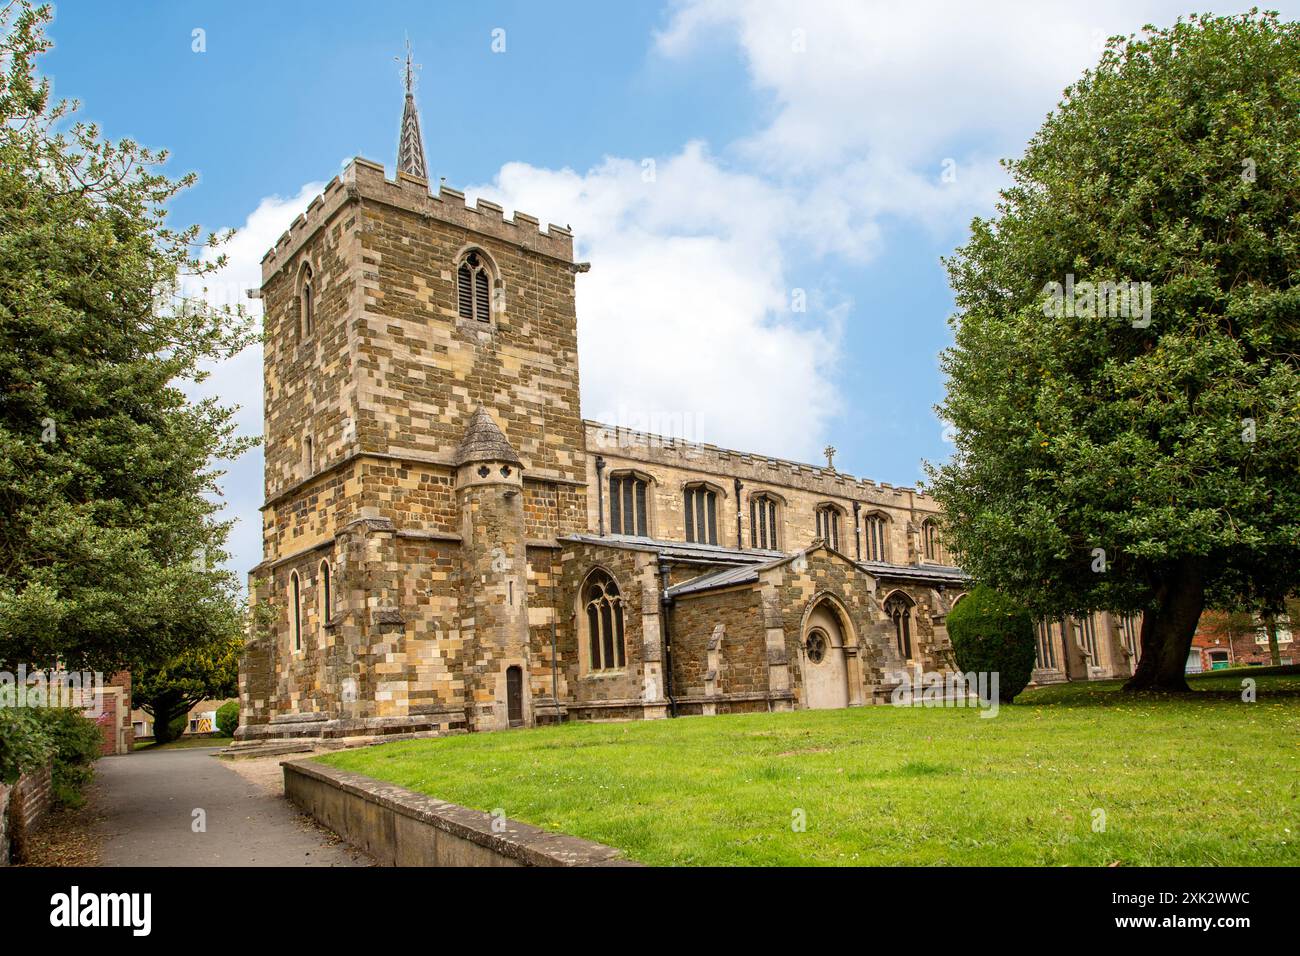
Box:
(734, 478, 744, 550)
(853, 501, 862, 561)
(659, 557, 677, 718)
(595, 455, 606, 535)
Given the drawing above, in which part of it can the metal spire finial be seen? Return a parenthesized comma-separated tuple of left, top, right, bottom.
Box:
(394, 37, 428, 180)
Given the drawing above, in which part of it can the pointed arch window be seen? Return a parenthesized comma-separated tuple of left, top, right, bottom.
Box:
(683, 483, 718, 545)
(862, 512, 890, 562)
(583, 570, 626, 672)
(290, 571, 303, 652)
(815, 504, 842, 551)
(884, 591, 914, 660)
(750, 493, 779, 550)
(921, 518, 950, 564)
(457, 250, 493, 323)
(298, 264, 315, 341)
(609, 472, 649, 537)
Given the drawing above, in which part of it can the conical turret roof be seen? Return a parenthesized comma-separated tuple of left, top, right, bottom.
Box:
(453, 406, 521, 466)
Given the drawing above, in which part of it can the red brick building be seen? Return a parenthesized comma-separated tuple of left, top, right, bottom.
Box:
(1189, 606, 1296, 673)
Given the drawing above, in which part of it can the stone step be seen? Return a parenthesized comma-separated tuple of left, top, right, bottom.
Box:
(215, 741, 316, 760)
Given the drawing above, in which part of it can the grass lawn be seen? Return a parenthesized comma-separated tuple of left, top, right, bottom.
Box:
(316, 667, 1300, 866)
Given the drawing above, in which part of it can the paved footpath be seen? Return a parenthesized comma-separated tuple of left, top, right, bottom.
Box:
(95, 747, 369, 866)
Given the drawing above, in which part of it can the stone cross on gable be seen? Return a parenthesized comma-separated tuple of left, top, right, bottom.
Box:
(824, 444, 837, 471)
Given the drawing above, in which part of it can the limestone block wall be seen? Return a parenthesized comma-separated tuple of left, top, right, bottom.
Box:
(557, 541, 666, 718)
(760, 548, 906, 707)
(341, 160, 587, 490)
(669, 585, 770, 709)
(260, 187, 361, 505)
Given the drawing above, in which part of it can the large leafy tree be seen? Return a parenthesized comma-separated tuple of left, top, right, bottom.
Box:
(133, 631, 239, 744)
(0, 4, 256, 673)
(928, 12, 1300, 691)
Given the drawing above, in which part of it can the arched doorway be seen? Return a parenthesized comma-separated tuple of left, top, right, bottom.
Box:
(800, 599, 850, 709)
(506, 666, 524, 727)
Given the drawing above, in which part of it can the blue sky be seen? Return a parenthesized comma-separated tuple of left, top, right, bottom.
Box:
(43, 1, 1297, 579)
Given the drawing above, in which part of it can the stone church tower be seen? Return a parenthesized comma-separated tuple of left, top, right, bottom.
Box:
(238, 56, 589, 742)
(238, 52, 1085, 750)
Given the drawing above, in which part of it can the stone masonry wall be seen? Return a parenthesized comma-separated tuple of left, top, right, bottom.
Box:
(669, 585, 770, 710)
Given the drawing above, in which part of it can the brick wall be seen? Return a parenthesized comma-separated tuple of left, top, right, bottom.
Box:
(1, 763, 52, 865)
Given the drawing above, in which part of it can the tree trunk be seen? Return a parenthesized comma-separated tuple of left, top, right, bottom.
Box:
(1263, 613, 1282, 667)
(145, 692, 190, 744)
(1123, 558, 1207, 692)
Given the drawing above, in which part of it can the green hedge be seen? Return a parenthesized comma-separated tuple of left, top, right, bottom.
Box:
(946, 585, 1037, 703)
(36, 708, 104, 807)
(216, 701, 238, 738)
(0, 706, 100, 806)
(0, 708, 55, 786)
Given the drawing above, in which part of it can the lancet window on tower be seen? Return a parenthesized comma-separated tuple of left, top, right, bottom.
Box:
(457, 251, 493, 323)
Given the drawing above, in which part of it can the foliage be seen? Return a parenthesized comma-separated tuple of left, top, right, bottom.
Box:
(945, 587, 1036, 702)
(0, 707, 53, 785)
(133, 629, 239, 744)
(32, 707, 101, 807)
(215, 700, 238, 737)
(927, 12, 1300, 689)
(0, 2, 257, 673)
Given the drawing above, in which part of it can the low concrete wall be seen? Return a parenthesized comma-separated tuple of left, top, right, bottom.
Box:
(283, 760, 639, 867)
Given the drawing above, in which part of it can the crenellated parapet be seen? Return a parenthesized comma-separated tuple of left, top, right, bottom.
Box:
(261, 157, 574, 286)
(583, 420, 936, 505)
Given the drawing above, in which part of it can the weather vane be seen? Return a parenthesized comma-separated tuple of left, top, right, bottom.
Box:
(395, 35, 421, 95)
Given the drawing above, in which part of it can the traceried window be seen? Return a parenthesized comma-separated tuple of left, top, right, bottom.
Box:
(456, 250, 492, 323)
(609, 473, 649, 537)
(862, 512, 889, 562)
(884, 591, 914, 660)
(750, 493, 779, 550)
(1035, 620, 1058, 669)
(815, 505, 842, 551)
(922, 518, 946, 563)
(583, 569, 626, 672)
(684, 484, 718, 545)
(290, 571, 303, 652)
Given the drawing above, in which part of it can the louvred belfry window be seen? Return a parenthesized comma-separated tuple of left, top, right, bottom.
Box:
(457, 251, 492, 323)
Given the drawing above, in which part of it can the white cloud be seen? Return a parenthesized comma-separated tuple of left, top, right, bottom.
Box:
(655, 0, 1216, 172)
(470, 143, 846, 461)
